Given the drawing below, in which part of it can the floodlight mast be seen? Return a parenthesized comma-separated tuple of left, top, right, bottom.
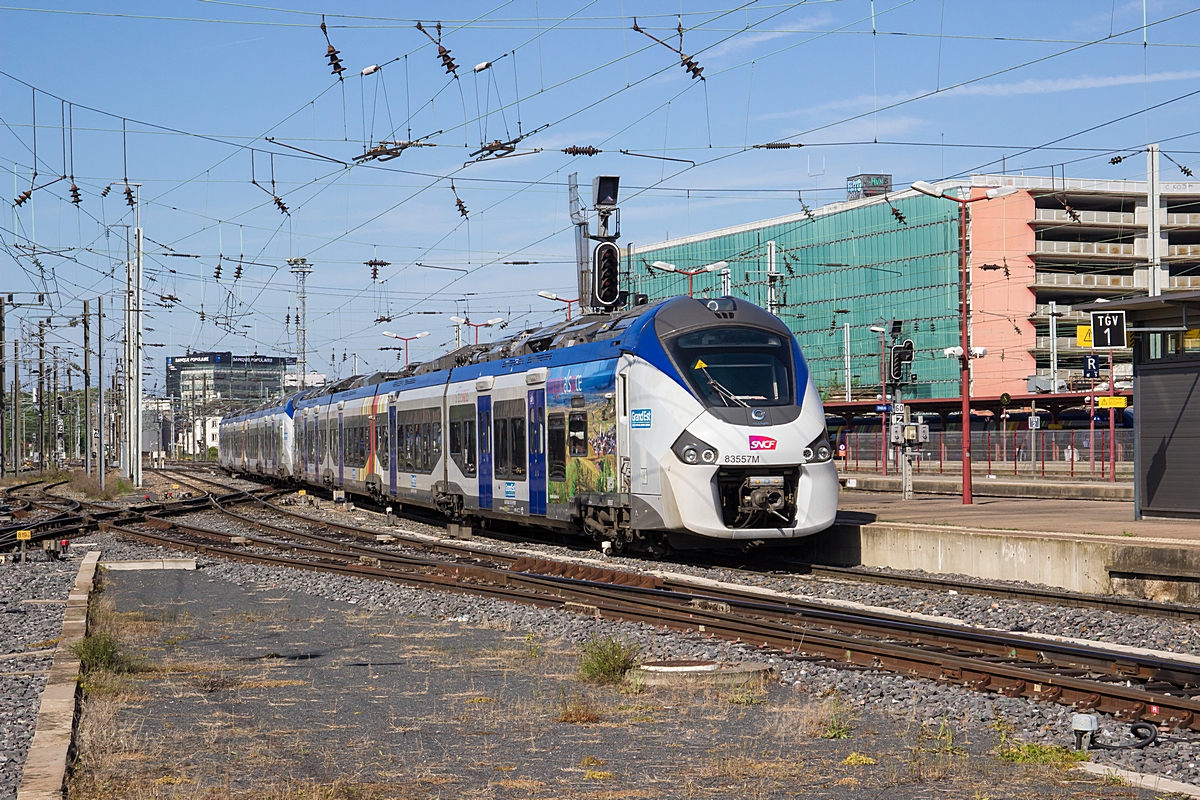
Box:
(648, 260, 728, 297)
(908, 181, 1017, 504)
(381, 330, 430, 366)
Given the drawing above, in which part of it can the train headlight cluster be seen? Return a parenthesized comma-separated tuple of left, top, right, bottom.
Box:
(672, 430, 719, 466)
(803, 432, 833, 463)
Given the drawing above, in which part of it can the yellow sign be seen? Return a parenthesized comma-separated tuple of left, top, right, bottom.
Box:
(694, 359, 708, 370)
(297, 489, 307, 496)
(1076, 325, 1093, 348)
(16, 529, 32, 541)
(172, 484, 179, 489)
(1098, 396, 1128, 409)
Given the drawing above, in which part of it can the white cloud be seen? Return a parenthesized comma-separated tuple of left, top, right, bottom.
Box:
(944, 69, 1200, 97)
(758, 69, 1200, 122)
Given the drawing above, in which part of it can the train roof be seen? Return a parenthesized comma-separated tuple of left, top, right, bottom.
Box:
(223, 295, 806, 421)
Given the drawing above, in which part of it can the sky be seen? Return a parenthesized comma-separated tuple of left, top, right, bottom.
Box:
(3, 0, 1200, 394)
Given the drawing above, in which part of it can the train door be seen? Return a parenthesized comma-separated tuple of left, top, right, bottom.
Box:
(527, 389, 546, 516)
(477, 395, 492, 510)
(337, 411, 344, 487)
(388, 404, 397, 496)
(617, 369, 632, 493)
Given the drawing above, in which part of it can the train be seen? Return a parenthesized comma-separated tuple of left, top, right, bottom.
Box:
(218, 296, 839, 553)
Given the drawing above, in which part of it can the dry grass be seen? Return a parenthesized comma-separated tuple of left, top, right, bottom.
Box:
(704, 744, 804, 781)
(767, 696, 854, 740)
(556, 689, 601, 724)
(68, 469, 132, 501)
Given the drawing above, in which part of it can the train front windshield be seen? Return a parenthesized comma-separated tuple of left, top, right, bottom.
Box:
(667, 327, 794, 408)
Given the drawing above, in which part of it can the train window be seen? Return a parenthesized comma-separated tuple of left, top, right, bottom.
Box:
(449, 404, 475, 476)
(667, 326, 794, 408)
(494, 415, 509, 477)
(431, 421, 442, 463)
(377, 416, 389, 469)
(510, 416, 526, 478)
(548, 413, 567, 481)
(568, 411, 588, 457)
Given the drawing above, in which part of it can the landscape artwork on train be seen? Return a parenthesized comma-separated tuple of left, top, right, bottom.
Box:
(545, 358, 618, 506)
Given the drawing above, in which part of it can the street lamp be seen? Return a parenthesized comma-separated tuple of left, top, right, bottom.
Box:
(911, 180, 1019, 504)
(537, 291, 580, 320)
(650, 260, 729, 297)
(449, 316, 505, 345)
(381, 330, 429, 366)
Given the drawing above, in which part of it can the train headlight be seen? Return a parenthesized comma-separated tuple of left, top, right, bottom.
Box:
(672, 430, 718, 466)
(805, 431, 834, 463)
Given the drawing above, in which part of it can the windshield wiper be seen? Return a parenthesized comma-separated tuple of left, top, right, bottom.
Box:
(700, 368, 749, 408)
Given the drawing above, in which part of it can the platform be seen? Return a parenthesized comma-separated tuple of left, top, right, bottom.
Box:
(802, 491, 1200, 602)
(839, 472, 1133, 501)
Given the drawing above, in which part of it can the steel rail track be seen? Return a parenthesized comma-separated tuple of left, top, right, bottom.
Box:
(162, 467, 1200, 625)
(100, 501, 1200, 733)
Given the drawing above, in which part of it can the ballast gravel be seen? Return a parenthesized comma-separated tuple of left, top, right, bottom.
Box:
(69, 525, 1200, 790)
(0, 557, 80, 800)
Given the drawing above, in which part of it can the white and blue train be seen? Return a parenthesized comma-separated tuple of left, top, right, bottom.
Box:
(218, 296, 838, 552)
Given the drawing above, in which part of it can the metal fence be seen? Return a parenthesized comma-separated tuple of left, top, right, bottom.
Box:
(841, 429, 1135, 479)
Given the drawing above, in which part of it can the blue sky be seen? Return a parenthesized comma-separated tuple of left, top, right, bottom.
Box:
(3, 0, 1200, 392)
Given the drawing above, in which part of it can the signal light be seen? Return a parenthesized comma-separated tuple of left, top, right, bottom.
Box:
(592, 241, 621, 308)
(889, 339, 915, 382)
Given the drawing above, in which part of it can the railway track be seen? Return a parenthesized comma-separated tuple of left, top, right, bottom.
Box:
(163, 466, 1200, 622)
(108, 468, 1200, 732)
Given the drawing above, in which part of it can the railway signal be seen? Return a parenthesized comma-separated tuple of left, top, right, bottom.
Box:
(888, 339, 915, 383)
(592, 243, 621, 308)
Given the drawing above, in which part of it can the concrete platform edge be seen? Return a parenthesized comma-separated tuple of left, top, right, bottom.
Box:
(16, 550, 100, 800)
(1076, 761, 1200, 797)
(842, 474, 1133, 501)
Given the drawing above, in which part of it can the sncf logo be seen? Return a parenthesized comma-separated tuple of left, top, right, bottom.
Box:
(748, 435, 777, 451)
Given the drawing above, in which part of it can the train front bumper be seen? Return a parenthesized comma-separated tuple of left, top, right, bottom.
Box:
(660, 458, 839, 540)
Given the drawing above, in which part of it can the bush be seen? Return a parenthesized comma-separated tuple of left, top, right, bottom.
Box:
(71, 632, 128, 673)
(578, 637, 640, 685)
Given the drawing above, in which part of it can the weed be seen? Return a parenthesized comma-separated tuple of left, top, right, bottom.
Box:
(842, 752, 876, 766)
(523, 632, 543, 659)
(620, 668, 647, 695)
(579, 756, 607, 767)
(822, 715, 853, 739)
(1101, 770, 1127, 785)
(465, 697, 495, 704)
(997, 742, 1088, 768)
(583, 770, 614, 780)
(917, 718, 968, 757)
(72, 632, 128, 674)
(728, 685, 765, 706)
(556, 689, 600, 724)
(578, 637, 640, 685)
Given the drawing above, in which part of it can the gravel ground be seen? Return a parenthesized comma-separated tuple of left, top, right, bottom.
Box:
(248, 490, 1200, 659)
(66, 525, 1200, 790)
(0, 555, 81, 800)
